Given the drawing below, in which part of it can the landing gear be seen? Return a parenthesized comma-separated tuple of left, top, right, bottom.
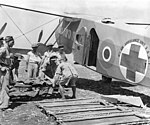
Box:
(102, 75, 112, 83)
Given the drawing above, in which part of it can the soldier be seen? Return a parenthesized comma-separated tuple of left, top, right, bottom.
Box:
(39, 43, 57, 79)
(25, 43, 41, 80)
(10, 53, 23, 83)
(41, 43, 54, 64)
(40, 43, 55, 72)
(53, 57, 78, 99)
(0, 36, 14, 111)
(56, 45, 67, 64)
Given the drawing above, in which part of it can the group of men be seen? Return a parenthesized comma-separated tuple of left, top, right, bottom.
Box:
(0, 37, 79, 111)
(25, 43, 78, 99)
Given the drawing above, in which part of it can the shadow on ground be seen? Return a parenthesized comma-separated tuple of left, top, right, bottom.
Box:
(76, 78, 150, 107)
(10, 87, 63, 109)
(9, 78, 150, 108)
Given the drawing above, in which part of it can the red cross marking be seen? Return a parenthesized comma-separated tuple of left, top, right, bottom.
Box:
(120, 44, 147, 82)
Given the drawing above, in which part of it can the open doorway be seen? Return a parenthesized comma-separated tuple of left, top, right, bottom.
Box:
(88, 28, 99, 66)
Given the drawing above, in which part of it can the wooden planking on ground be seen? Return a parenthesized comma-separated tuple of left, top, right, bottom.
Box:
(36, 98, 149, 125)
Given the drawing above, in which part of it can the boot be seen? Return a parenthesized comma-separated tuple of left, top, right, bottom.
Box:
(71, 86, 76, 99)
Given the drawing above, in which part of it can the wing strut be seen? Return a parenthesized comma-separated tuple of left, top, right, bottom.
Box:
(44, 19, 63, 45)
(52, 20, 72, 46)
(15, 17, 58, 40)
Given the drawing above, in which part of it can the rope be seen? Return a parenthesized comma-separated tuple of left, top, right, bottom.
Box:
(15, 17, 59, 40)
(1, 6, 32, 44)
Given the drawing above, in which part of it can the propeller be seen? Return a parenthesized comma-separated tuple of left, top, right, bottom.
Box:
(0, 23, 7, 35)
(36, 30, 47, 56)
(37, 30, 43, 42)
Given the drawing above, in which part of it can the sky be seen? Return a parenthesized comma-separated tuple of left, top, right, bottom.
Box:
(0, 0, 150, 49)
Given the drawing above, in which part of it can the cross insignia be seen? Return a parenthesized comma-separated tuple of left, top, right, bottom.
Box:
(120, 44, 147, 82)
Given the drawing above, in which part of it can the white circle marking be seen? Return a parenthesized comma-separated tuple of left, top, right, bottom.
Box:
(102, 46, 112, 62)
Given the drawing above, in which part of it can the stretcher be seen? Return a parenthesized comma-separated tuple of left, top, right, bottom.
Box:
(10, 55, 58, 97)
(10, 76, 72, 99)
(10, 78, 55, 98)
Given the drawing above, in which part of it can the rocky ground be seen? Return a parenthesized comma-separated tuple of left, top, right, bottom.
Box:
(1, 60, 150, 125)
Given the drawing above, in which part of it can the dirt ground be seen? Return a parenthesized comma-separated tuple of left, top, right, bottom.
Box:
(1, 60, 150, 125)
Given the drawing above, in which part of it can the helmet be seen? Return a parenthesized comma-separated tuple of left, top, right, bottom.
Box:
(14, 53, 24, 60)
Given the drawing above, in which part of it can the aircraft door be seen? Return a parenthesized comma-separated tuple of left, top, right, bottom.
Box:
(73, 27, 87, 64)
(88, 28, 99, 66)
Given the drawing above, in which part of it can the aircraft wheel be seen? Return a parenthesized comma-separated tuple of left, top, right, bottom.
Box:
(102, 75, 112, 83)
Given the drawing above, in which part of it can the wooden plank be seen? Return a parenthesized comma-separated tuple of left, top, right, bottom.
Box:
(38, 98, 102, 103)
(61, 111, 136, 122)
(67, 116, 144, 125)
(46, 106, 118, 115)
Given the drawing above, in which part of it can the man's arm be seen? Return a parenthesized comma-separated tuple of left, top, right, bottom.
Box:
(14, 68, 19, 81)
(0, 47, 10, 71)
(0, 47, 6, 57)
(40, 52, 47, 66)
(74, 40, 83, 47)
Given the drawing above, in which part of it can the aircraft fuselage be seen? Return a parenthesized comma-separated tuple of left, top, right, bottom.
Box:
(56, 17, 150, 88)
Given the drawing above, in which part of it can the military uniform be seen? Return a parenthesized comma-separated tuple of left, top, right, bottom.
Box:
(54, 60, 78, 98)
(0, 36, 13, 109)
(39, 43, 57, 79)
(26, 43, 41, 80)
(10, 53, 22, 82)
(54, 62, 78, 86)
(41, 51, 57, 70)
(42, 43, 54, 64)
(57, 45, 67, 63)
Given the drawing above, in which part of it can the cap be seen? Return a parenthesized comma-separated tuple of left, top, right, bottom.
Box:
(14, 53, 24, 60)
(31, 43, 38, 48)
(58, 45, 64, 49)
(58, 56, 67, 62)
(5, 36, 14, 42)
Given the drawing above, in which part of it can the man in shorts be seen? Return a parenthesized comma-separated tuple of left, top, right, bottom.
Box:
(53, 58, 78, 99)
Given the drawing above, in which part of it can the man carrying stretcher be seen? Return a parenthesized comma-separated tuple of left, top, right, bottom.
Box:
(51, 57, 78, 99)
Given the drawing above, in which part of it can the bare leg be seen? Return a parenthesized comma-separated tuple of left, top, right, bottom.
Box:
(14, 68, 19, 81)
(59, 84, 65, 99)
